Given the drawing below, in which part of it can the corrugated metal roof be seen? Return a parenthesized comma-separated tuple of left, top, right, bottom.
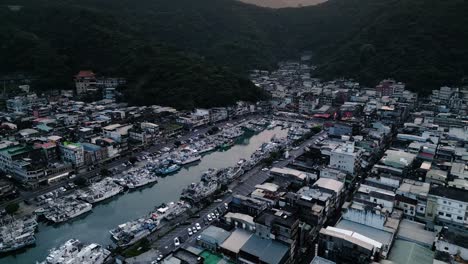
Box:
(388, 240, 434, 264)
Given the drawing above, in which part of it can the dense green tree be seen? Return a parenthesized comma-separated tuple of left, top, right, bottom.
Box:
(1, 0, 468, 97)
(5, 203, 19, 215)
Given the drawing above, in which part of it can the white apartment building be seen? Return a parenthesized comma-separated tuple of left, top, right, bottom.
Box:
(329, 142, 360, 175)
(427, 186, 468, 228)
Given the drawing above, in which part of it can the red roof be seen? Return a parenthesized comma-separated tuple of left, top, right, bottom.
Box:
(42, 142, 57, 149)
(314, 113, 331, 119)
(75, 70, 95, 78)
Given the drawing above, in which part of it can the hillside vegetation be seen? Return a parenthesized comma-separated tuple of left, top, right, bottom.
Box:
(1, 0, 467, 102)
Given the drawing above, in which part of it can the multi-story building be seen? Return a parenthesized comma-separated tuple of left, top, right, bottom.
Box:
(286, 186, 331, 230)
(395, 179, 430, 221)
(329, 142, 361, 175)
(96, 77, 126, 88)
(6, 93, 47, 113)
(59, 142, 84, 167)
(230, 194, 269, 217)
(254, 208, 300, 261)
(74, 70, 97, 94)
(0, 145, 36, 173)
(82, 143, 108, 165)
(10, 160, 45, 187)
(210, 107, 229, 123)
(129, 123, 159, 145)
(319, 226, 382, 263)
(298, 93, 318, 114)
(102, 123, 133, 143)
(102, 87, 116, 100)
(426, 186, 468, 230)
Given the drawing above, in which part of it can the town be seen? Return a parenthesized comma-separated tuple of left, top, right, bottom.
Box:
(0, 57, 467, 264)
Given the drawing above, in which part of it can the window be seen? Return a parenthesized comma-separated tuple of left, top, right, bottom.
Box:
(446, 214, 451, 218)
(438, 212, 444, 216)
(457, 216, 463, 220)
(444, 247, 449, 251)
(443, 201, 447, 204)
(404, 204, 408, 208)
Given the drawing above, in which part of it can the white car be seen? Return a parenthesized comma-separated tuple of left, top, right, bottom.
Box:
(197, 235, 201, 241)
(192, 226, 198, 233)
(224, 203, 229, 209)
(195, 223, 201, 230)
(174, 237, 180, 247)
(207, 214, 212, 221)
(187, 228, 193, 236)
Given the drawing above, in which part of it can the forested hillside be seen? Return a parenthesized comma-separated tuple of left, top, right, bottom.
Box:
(1, 0, 467, 102)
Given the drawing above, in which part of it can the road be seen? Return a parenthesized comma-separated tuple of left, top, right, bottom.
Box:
(148, 129, 327, 259)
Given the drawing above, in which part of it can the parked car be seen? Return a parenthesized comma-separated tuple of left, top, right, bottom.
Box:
(174, 237, 180, 247)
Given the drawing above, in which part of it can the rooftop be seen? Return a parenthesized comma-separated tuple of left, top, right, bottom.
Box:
(255, 182, 279, 192)
(255, 208, 298, 228)
(224, 212, 254, 225)
(397, 179, 430, 196)
(429, 186, 468, 203)
(220, 229, 252, 254)
(336, 219, 393, 248)
(75, 70, 95, 78)
(313, 178, 344, 193)
(438, 228, 468, 248)
(240, 234, 289, 264)
(199, 226, 230, 246)
(387, 239, 434, 264)
(380, 149, 416, 169)
(270, 167, 306, 180)
(310, 256, 335, 264)
(396, 219, 436, 247)
(0, 145, 33, 157)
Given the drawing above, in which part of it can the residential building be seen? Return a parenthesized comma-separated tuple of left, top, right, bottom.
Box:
(75, 70, 97, 94)
(59, 142, 84, 167)
(426, 186, 468, 230)
(395, 179, 430, 221)
(329, 142, 361, 175)
(255, 208, 300, 261)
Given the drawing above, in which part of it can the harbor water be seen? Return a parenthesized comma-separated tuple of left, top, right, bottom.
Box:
(1, 127, 287, 264)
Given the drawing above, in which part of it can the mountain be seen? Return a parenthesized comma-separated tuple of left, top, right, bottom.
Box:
(1, 0, 468, 99)
(0, 1, 268, 108)
(312, 0, 468, 93)
(237, 0, 327, 8)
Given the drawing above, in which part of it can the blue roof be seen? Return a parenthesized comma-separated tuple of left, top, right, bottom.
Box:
(82, 143, 102, 151)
